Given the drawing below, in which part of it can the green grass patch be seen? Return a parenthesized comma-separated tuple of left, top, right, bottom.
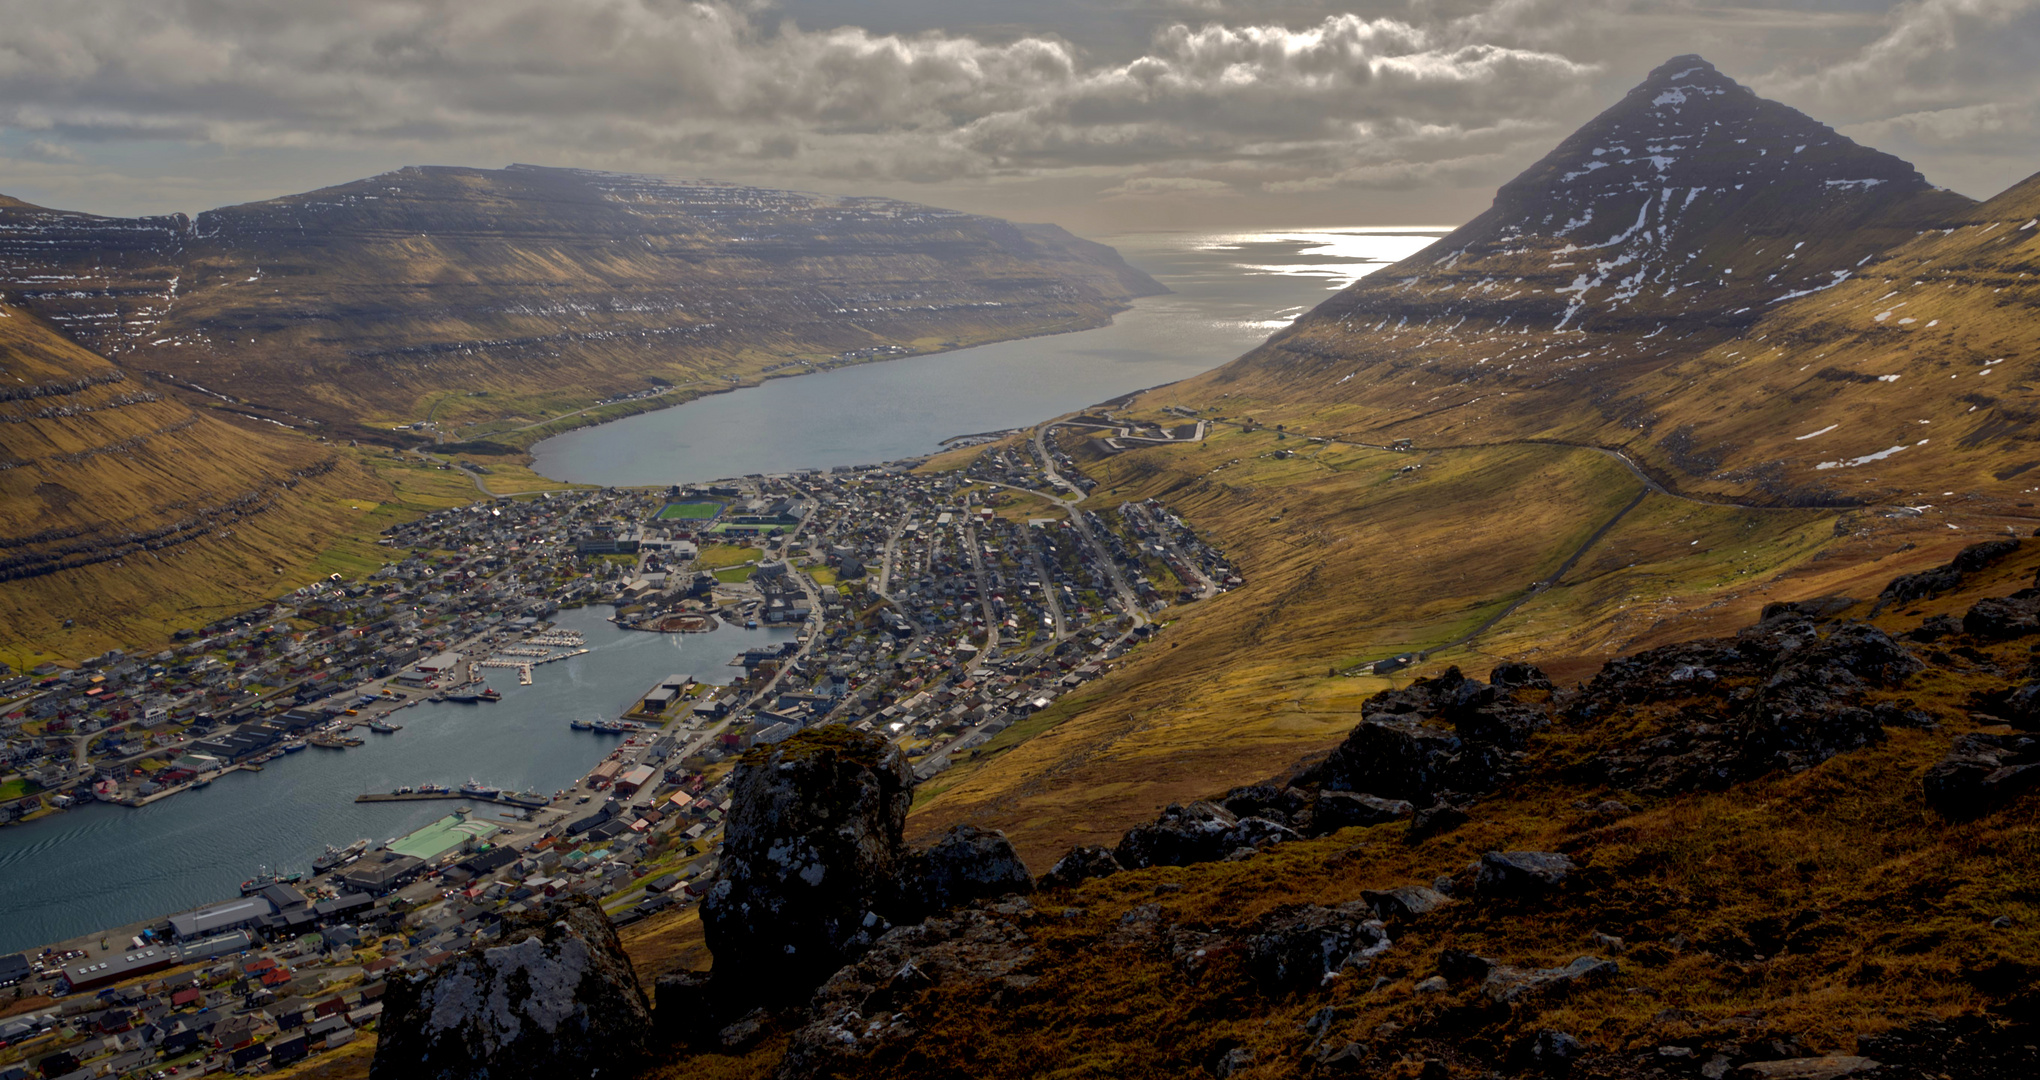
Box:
(695, 546, 762, 570)
(657, 501, 723, 521)
(713, 566, 757, 584)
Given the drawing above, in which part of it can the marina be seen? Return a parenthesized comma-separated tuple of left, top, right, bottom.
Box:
(0, 606, 796, 954)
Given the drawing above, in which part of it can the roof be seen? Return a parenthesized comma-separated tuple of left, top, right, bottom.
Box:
(169, 897, 275, 938)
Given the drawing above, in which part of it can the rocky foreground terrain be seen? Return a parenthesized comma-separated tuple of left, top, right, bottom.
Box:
(370, 538, 2040, 1080)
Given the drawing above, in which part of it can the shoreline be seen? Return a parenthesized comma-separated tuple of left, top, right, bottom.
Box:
(445, 300, 1144, 470)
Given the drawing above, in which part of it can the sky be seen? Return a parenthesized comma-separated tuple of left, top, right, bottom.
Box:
(0, 0, 2035, 235)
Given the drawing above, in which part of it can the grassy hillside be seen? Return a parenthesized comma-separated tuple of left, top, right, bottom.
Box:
(0, 166, 1165, 444)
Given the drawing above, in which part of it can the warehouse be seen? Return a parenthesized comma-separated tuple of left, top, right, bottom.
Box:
(168, 896, 275, 939)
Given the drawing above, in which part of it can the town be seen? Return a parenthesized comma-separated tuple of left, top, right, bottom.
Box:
(0, 430, 1237, 1078)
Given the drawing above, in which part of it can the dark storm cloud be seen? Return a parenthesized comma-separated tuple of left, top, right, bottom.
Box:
(0, 0, 2032, 222)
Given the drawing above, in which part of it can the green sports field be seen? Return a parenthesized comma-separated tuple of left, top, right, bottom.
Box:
(656, 501, 722, 521)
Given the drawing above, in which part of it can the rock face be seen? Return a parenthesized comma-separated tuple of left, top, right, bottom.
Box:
(703, 726, 915, 1002)
(371, 897, 653, 1080)
(1039, 845, 1123, 889)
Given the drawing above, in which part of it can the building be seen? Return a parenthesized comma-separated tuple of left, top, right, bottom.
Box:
(62, 947, 176, 992)
(415, 651, 463, 674)
(168, 896, 276, 939)
(613, 765, 657, 797)
(0, 952, 29, 987)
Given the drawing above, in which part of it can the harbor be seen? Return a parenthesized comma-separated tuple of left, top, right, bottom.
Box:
(0, 605, 796, 955)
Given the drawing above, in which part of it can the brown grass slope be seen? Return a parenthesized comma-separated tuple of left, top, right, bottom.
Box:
(641, 549, 2040, 1080)
(0, 166, 1164, 440)
(0, 302, 389, 669)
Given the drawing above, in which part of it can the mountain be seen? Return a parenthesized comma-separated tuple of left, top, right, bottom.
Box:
(1183, 55, 2002, 506)
(905, 57, 2040, 880)
(0, 165, 1164, 439)
(0, 301, 386, 670)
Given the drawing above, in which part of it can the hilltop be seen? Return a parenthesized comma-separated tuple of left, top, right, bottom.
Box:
(0, 166, 1163, 442)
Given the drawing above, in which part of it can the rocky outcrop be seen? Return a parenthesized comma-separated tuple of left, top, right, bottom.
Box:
(1113, 801, 1298, 869)
(1880, 539, 2021, 605)
(773, 901, 1038, 1080)
(1301, 665, 1549, 803)
(893, 825, 1034, 920)
(1964, 590, 2040, 639)
(1923, 732, 2040, 819)
(372, 897, 653, 1080)
(1244, 903, 1390, 991)
(1439, 949, 1620, 1003)
(1572, 611, 1925, 793)
(686, 727, 1035, 1030)
(702, 726, 916, 1004)
(1038, 845, 1122, 889)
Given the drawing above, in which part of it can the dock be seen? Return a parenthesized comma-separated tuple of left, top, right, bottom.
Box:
(355, 791, 551, 810)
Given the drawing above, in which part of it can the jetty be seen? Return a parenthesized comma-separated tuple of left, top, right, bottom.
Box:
(355, 790, 551, 810)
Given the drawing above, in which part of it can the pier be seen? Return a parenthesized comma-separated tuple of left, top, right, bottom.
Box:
(354, 791, 552, 810)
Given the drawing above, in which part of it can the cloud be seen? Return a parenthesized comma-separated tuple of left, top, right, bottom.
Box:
(1099, 175, 1239, 199)
(0, 1, 1593, 196)
(1, 0, 2034, 220)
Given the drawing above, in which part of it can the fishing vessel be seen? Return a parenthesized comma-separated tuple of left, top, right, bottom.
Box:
(240, 869, 305, 895)
(369, 720, 401, 734)
(312, 839, 370, 873)
(459, 779, 500, 798)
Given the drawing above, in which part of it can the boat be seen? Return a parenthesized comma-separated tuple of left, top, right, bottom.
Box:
(478, 688, 501, 701)
(446, 692, 480, 704)
(418, 782, 451, 795)
(570, 719, 594, 731)
(241, 869, 306, 895)
(312, 839, 370, 874)
(191, 777, 212, 789)
(459, 779, 500, 798)
(282, 740, 308, 753)
(394, 785, 415, 795)
(746, 618, 759, 629)
(369, 720, 401, 734)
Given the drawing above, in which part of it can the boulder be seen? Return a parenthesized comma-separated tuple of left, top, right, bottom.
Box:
(895, 824, 1034, 918)
(371, 897, 652, 1080)
(1481, 955, 1619, 1002)
(702, 727, 914, 1004)
(1361, 885, 1451, 921)
(1964, 590, 2040, 639)
(1923, 733, 2040, 819)
(1309, 717, 1467, 803)
(1304, 791, 1415, 835)
(1476, 851, 1575, 897)
(1039, 845, 1123, 889)
(1244, 902, 1390, 991)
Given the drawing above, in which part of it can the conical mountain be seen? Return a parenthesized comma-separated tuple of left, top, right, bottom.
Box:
(1189, 55, 1979, 502)
(1311, 55, 1973, 335)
